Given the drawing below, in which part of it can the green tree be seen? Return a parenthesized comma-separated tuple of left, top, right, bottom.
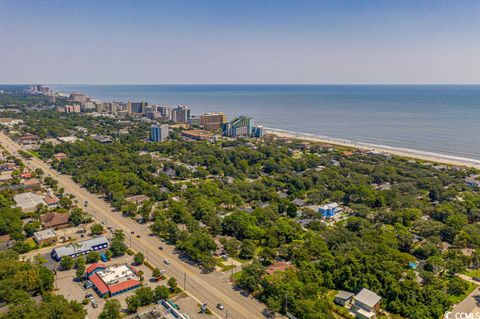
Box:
(60, 256, 75, 270)
(154, 285, 170, 302)
(90, 223, 104, 235)
(86, 251, 100, 263)
(23, 221, 41, 237)
(59, 196, 73, 209)
(134, 252, 145, 265)
(110, 229, 127, 256)
(239, 240, 256, 260)
(168, 277, 177, 292)
(75, 256, 86, 279)
(99, 299, 121, 319)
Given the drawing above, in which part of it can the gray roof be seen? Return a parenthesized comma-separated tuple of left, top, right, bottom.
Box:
(355, 288, 382, 308)
(33, 229, 56, 241)
(292, 199, 306, 206)
(53, 236, 108, 258)
(335, 290, 354, 301)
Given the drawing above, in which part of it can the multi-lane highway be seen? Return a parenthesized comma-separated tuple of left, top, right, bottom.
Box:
(0, 132, 267, 319)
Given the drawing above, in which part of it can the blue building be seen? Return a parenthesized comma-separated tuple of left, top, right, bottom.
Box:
(252, 126, 264, 138)
(51, 236, 109, 261)
(319, 203, 339, 218)
(223, 116, 263, 138)
(150, 124, 169, 142)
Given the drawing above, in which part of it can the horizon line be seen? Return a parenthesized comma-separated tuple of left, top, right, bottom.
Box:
(2, 83, 480, 86)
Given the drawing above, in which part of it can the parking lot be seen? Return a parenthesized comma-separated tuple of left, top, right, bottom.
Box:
(53, 253, 209, 318)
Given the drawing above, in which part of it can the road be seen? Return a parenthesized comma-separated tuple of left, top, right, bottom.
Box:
(0, 132, 267, 319)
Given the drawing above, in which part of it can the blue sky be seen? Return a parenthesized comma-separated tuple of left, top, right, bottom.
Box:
(0, 0, 479, 84)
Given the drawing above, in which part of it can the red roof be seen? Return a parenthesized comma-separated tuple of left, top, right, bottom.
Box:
(86, 263, 106, 274)
(109, 279, 141, 294)
(89, 273, 109, 295)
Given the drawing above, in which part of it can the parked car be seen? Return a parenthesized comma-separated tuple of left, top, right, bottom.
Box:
(217, 303, 224, 310)
(91, 300, 98, 308)
(85, 294, 94, 302)
(100, 253, 108, 262)
(164, 259, 171, 265)
(158, 246, 164, 250)
(473, 277, 480, 282)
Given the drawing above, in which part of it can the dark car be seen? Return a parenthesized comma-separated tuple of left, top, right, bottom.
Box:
(158, 246, 164, 250)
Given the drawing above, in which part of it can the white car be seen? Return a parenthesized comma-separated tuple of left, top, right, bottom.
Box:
(164, 259, 171, 265)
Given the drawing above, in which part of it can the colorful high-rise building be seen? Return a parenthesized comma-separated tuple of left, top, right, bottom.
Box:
(200, 112, 227, 130)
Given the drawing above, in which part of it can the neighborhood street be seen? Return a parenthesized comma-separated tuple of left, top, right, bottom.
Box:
(0, 132, 267, 319)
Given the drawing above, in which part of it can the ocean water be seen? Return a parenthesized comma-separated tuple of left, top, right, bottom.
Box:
(53, 85, 480, 160)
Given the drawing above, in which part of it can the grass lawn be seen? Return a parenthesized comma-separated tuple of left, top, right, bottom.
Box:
(449, 280, 478, 305)
(462, 269, 480, 278)
(232, 257, 250, 264)
(28, 150, 40, 158)
(214, 257, 236, 272)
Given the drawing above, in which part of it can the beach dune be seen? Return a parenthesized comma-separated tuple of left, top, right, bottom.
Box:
(266, 127, 480, 170)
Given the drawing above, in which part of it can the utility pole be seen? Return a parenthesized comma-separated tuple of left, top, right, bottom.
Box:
(285, 293, 288, 314)
(183, 272, 187, 291)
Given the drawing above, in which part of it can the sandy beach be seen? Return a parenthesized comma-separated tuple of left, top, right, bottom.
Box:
(266, 128, 480, 170)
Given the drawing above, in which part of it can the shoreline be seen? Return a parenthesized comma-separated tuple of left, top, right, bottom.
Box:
(50, 86, 480, 170)
(266, 127, 480, 169)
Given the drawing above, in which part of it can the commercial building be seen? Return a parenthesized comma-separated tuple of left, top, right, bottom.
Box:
(252, 126, 264, 138)
(181, 130, 212, 141)
(200, 112, 227, 130)
(51, 236, 109, 260)
(127, 101, 147, 114)
(14, 192, 45, 212)
(88, 263, 141, 297)
(223, 116, 253, 137)
(69, 93, 88, 103)
(188, 115, 201, 127)
(33, 229, 57, 245)
(150, 124, 169, 142)
(57, 104, 81, 113)
(171, 105, 191, 123)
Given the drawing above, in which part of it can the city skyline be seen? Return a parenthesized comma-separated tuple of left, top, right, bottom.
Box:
(1, 0, 479, 84)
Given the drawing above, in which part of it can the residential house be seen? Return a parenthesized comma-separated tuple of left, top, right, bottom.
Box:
(352, 288, 382, 319)
(33, 229, 57, 245)
(53, 153, 68, 161)
(40, 212, 70, 229)
(125, 195, 149, 205)
(43, 195, 60, 207)
(335, 291, 355, 307)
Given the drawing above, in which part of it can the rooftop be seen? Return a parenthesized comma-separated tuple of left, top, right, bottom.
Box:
(335, 290, 354, 301)
(14, 192, 45, 211)
(355, 288, 382, 308)
(40, 212, 69, 228)
(97, 264, 138, 285)
(33, 229, 56, 241)
(53, 236, 108, 258)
